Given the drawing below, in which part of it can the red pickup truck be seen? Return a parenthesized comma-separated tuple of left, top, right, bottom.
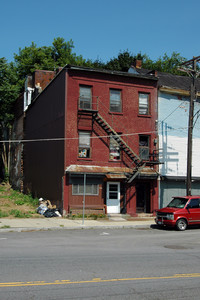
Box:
(155, 196, 200, 231)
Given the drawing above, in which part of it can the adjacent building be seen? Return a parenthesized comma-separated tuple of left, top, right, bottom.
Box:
(157, 72, 200, 207)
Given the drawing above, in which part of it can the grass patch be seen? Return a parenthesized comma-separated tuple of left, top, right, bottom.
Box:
(0, 184, 40, 218)
(9, 209, 33, 218)
(1, 225, 10, 229)
(0, 210, 9, 218)
(9, 190, 38, 207)
(68, 213, 107, 220)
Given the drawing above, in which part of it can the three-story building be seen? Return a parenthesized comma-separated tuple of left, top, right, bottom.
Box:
(23, 65, 159, 216)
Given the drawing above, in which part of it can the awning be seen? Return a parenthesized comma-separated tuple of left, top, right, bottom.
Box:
(65, 165, 132, 176)
(106, 174, 127, 179)
(137, 167, 158, 179)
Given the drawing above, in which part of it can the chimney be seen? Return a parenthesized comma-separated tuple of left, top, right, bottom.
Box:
(134, 59, 142, 69)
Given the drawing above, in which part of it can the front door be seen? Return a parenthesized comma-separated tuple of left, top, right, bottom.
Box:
(106, 182, 120, 214)
(136, 183, 150, 213)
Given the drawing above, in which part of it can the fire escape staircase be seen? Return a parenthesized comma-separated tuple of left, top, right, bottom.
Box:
(93, 112, 146, 183)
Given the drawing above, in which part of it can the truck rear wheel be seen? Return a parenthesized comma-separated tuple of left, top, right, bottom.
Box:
(176, 218, 187, 231)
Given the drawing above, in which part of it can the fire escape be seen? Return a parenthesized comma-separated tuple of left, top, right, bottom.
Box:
(78, 97, 159, 183)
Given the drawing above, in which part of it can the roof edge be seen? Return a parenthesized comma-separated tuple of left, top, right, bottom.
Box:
(64, 64, 158, 81)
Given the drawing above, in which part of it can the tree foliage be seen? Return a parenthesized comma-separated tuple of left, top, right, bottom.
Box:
(0, 58, 20, 178)
(14, 37, 92, 91)
(0, 58, 19, 128)
(104, 51, 144, 71)
(103, 50, 186, 75)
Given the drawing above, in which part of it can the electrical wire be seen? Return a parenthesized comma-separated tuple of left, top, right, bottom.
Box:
(0, 126, 191, 144)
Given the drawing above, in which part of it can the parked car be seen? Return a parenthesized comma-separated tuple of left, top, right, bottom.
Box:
(155, 196, 200, 231)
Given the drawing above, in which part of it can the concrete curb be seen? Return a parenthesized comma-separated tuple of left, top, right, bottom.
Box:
(0, 217, 155, 233)
(0, 225, 153, 233)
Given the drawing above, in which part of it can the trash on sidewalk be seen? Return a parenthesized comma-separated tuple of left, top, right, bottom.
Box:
(37, 198, 61, 217)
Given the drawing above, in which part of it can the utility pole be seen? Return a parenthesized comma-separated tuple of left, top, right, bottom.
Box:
(179, 56, 200, 195)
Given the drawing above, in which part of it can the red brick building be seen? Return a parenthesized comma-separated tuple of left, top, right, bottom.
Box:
(23, 65, 159, 216)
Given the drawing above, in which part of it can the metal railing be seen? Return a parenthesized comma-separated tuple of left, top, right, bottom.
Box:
(78, 96, 158, 165)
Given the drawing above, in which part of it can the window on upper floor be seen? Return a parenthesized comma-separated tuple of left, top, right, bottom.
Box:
(109, 134, 121, 161)
(79, 86, 92, 109)
(139, 93, 150, 115)
(139, 135, 150, 160)
(78, 131, 91, 158)
(110, 89, 122, 113)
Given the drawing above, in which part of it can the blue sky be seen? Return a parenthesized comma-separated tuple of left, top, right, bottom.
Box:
(1, 0, 200, 63)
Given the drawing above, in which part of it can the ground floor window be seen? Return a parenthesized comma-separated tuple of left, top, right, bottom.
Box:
(72, 183, 99, 195)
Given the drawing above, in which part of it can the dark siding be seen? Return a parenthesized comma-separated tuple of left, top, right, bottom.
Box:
(24, 71, 66, 209)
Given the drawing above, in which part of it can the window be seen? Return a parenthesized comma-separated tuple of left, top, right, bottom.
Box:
(139, 93, 149, 115)
(108, 183, 119, 199)
(78, 132, 91, 158)
(79, 86, 92, 109)
(109, 135, 120, 160)
(139, 135, 149, 160)
(72, 183, 99, 195)
(188, 199, 200, 208)
(110, 89, 122, 112)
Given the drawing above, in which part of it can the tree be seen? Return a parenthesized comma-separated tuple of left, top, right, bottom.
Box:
(105, 50, 139, 71)
(145, 52, 187, 75)
(51, 37, 88, 66)
(13, 37, 93, 92)
(104, 50, 186, 75)
(0, 58, 19, 179)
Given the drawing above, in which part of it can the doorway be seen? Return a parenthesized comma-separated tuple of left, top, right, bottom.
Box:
(136, 183, 150, 213)
(106, 182, 120, 213)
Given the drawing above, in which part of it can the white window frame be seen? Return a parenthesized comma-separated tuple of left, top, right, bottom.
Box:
(139, 93, 149, 115)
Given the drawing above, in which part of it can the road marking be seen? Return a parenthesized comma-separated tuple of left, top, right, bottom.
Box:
(1, 273, 200, 288)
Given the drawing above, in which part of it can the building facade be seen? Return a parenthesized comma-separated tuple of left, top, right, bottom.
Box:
(23, 65, 159, 215)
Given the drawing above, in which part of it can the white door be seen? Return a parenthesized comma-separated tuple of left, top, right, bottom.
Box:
(106, 182, 120, 214)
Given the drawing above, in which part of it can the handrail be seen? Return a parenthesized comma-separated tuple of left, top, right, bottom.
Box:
(95, 97, 139, 149)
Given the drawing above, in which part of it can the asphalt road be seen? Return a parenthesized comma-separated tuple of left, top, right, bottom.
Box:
(1, 226, 200, 299)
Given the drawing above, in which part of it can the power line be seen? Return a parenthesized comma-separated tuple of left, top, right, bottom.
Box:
(0, 126, 191, 144)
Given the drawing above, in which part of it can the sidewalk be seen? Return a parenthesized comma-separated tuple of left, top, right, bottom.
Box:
(0, 216, 155, 232)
